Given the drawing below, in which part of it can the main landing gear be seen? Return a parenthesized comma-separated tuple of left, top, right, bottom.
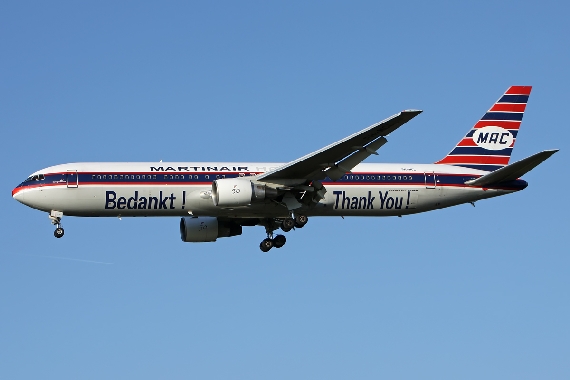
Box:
(259, 214, 308, 252)
(49, 210, 64, 238)
(279, 214, 308, 232)
(259, 234, 287, 252)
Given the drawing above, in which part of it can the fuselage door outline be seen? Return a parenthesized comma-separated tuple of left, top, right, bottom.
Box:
(66, 170, 78, 188)
(424, 171, 436, 189)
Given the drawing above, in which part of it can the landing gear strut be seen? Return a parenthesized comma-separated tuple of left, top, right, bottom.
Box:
(49, 210, 64, 238)
(259, 220, 289, 252)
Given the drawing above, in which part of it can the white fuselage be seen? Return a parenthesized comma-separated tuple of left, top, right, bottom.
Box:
(12, 162, 527, 219)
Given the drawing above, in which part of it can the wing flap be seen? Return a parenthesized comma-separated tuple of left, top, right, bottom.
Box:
(324, 137, 387, 181)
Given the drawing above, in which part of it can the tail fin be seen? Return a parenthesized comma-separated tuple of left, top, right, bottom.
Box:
(436, 86, 532, 171)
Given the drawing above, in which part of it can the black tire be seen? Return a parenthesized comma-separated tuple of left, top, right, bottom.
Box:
(54, 227, 64, 238)
(294, 214, 308, 228)
(281, 218, 295, 232)
(260, 238, 274, 252)
(273, 234, 286, 248)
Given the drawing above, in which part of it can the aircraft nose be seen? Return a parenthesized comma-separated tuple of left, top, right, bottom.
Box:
(12, 186, 25, 203)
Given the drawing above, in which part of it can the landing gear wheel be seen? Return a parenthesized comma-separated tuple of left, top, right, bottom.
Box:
(294, 214, 308, 228)
(54, 227, 65, 238)
(260, 238, 274, 252)
(273, 234, 286, 248)
(281, 218, 295, 232)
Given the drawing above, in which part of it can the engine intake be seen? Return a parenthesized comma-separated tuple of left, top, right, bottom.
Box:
(179, 217, 242, 242)
(212, 178, 278, 207)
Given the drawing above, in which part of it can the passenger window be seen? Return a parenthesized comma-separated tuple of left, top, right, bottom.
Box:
(205, 175, 209, 180)
(92, 175, 96, 179)
(398, 176, 401, 180)
(153, 175, 156, 180)
(136, 175, 140, 180)
(97, 175, 101, 179)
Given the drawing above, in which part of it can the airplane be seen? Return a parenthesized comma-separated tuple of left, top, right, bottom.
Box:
(12, 86, 558, 251)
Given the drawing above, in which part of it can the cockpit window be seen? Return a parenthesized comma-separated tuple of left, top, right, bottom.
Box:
(24, 174, 45, 182)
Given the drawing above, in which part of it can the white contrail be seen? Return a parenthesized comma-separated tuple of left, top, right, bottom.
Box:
(5, 252, 113, 265)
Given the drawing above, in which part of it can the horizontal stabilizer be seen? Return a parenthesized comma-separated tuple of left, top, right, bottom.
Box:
(465, 149, 558, 186)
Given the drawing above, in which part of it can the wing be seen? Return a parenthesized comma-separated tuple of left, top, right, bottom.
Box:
(257, 110, 422, 183)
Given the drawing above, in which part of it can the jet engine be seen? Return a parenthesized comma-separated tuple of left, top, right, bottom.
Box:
(179, 217, 242, 242)
(211, 178, 278, 207)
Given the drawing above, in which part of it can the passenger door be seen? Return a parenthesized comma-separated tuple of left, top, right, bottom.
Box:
(424, 171, 436, 189)
(66, 170, 78, 188)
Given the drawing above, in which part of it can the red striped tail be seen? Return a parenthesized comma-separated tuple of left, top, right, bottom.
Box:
(436, 86, 532, 171)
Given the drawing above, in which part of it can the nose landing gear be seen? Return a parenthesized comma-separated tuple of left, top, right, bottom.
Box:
(49, 210, 64, 238)
(54, 227, 64, 238)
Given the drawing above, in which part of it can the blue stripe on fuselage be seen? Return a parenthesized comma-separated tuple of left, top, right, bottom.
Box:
(14, 171, 527, 192)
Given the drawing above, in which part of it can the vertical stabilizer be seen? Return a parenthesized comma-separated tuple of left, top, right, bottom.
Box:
(436, 86, 532, 171)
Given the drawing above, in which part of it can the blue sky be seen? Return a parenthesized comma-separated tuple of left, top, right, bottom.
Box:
(1, 1, 569, 379)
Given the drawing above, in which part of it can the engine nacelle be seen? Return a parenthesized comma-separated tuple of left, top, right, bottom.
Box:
(212, 178, 278, 207)
(179, 217, 242, 242)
